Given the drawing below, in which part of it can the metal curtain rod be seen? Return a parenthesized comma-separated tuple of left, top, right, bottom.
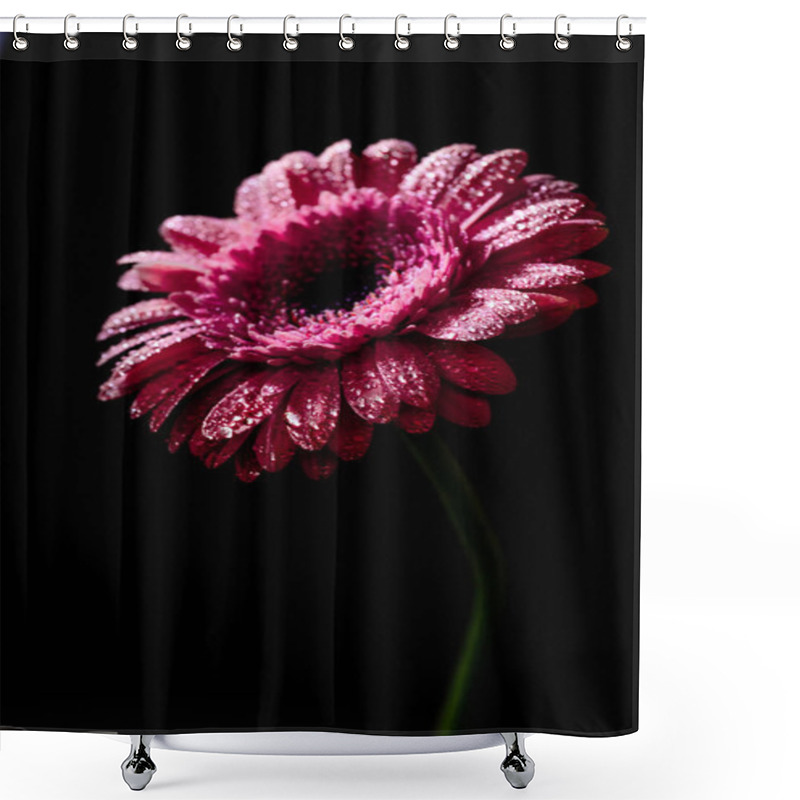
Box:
(1, 16, 646, 36)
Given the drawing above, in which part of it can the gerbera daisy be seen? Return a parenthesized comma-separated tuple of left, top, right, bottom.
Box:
(97, 139, 609, 480)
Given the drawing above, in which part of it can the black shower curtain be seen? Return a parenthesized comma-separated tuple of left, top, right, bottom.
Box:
(0, 33, 642, 737)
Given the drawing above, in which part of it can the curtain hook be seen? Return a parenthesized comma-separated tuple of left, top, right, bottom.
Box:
(554, 14, 570, 51)
(339, 14, 355, 50)
(616, 15, 632, 51)
(500, 14, 516, 50)
(227, 15, 243, 51)
(394, 14, 410, 50)
(12, 14, 29, 51)
(63, 13, 80, 51)
(176, 13, 192, 50)
(122, 14, 138, 51)
(444, 14, 460, 50)
(283, 15, 298, 51)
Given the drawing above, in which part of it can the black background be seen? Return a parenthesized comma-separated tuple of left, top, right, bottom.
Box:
(1, 35, 642, 735)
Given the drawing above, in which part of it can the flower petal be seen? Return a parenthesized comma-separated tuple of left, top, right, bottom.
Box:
(253, 401, 297, 473)
(279, 151, 326, 207)
(399, 144, 479, 205)
(97, 299, 184, 341)
(299, 449, 338, 480)
(318, 139, 356, 193)
(284, 365, 341, 450)
(426, 342, 517, 395)
(464, 288, 540, 325)
(492, 219, 609, 264)
(396, 404, 436, 433)
(358, 140, 418, 195)
(341, 346, 400, 423)
(159, 215, 239, 257)
(374, 338, 440, 409)
(415, 296, 506, 342)
(235, 448, 263, 483)
(328, 403, 373, 461)
(437, 384, 491, 428)
(234, 161, 296, 224)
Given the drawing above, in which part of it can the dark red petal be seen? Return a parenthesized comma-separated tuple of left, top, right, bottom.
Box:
(426, 342, 517, 395)
(98, 332, 204, 401)
(358, 140, 418, 195)
(253, 403, 297, 473)
(501, 294, 575, 338)
(299, 449, 339, 480)
(235, 448, 263, 483)
(341, 346, 400, 423)
(284, 365, 341, 450)
(329, 403, 373, 461)
(415, 296, 506, 342)
(437, 384, 491, 428)
(130, 350, 227, 420)
(374, 338, 440, 409)
(97, 299, 184, 341)
(561, 259, 612, 279)
(396, 404, 436, 434)
(201, 368, 300, 440)
(538, 284, 599, 309)
(398, 144, 479, 205)
(159, 215, 239, 257)
(194, 429, 251, 469)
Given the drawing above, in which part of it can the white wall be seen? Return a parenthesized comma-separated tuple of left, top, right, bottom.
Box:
(2, 2, 798, 799)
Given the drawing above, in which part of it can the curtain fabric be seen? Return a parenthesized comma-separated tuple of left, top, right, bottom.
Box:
(0, 33, 643, 737)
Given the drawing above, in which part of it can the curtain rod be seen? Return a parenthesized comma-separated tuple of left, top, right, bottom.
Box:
(1, 16, 646, 36)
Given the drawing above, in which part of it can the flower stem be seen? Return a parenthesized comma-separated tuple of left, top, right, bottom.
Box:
(401, 431, 505, 733)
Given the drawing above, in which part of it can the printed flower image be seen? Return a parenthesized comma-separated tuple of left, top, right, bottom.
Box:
(97, 139, 610, 481)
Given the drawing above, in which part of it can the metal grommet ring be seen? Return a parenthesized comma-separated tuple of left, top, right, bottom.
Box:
(176, 13, 192, 50)
(12, 14, 29, 51)
(616, 14, 632, 51)
(444, 14, 460, 50)
(63, 13, 80, 51)
(122, 14, 138, 51)
(339, 14, 355, 50)
(227, 15, 242, 51)
(394, 14, 410, 50)
(554, 14, 570, 51)
(283, 15, 299, 51)
(500, 14, 516, 50)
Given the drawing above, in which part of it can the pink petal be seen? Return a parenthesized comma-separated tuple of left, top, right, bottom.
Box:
(374, 338, 440, 409)
(97, 321, 196, 367)
(159, 215, 239, 257)
(415, 296, 506, 342)
(97, 299, 184, 341)
(129, 350, 226, 420)
(501, 294, 575, 338)
(463, 288, 540, 325)
(493, 219, 609, 263)
(562, 259, 612, 279)
(437, 384, 491, 428)
(280, 151, 326, 207)
(537, 284, 599, 309)
(118, 264, 206, 293)
(299, 449, 339, 480)
(426, 342, 517, 395)
(396, 405, 436, 434)
(341, 346, 400, 423)
(358, 140, 418, 195)
(438, 149, 528, 220)
(234, 161, 296, 224)
(470, 261, 585, 291)
(398, 144, 479, 205)
(318, 140, 356, 193)
(328, 403, 373, 461)
(284, 365, 341, 450)
(201, 368, 300, 441)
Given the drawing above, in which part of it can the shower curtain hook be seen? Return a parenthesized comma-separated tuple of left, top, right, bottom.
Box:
(283, 15, 299, 51)
(227, 15, 243, 51)
(176, 14, 192, 50)
(394, 15, 411, 50)
(63, 13, 80, 51)
(554, 14, 570, 51)
(616, 14, 632, 51)
(500, 14, 516, 50)
(122, 15, 139, 51)
(12, 14, 29, 51)
(339, 15, 355, 50)
(444, 14, 460, 50)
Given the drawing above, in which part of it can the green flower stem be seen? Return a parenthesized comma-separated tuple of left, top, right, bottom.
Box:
(401, 431, 505, 733)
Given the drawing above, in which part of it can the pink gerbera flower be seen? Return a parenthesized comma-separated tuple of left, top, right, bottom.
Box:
(97, 139, 609, 480)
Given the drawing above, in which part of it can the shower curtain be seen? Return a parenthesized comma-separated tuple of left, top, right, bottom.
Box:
(0, 30, 643, 738)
